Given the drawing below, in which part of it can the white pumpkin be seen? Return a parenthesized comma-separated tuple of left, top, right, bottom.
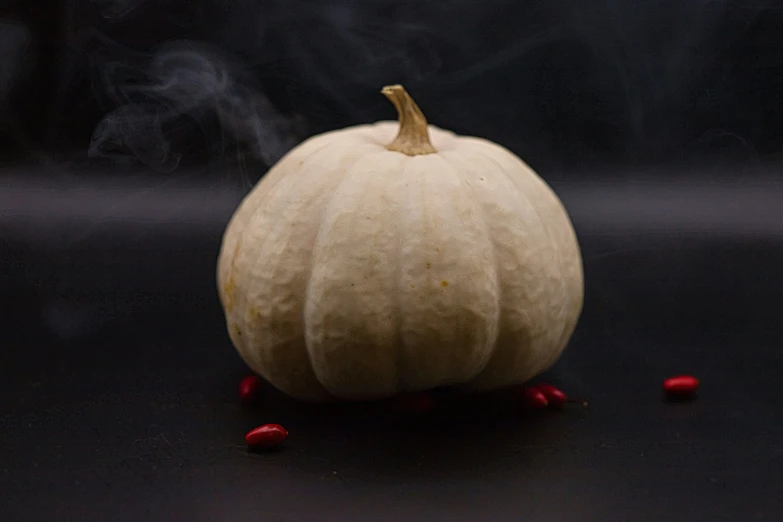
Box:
(217, 85, 583, 402)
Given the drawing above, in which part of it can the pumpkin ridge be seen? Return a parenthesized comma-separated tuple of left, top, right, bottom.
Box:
(302, 147, 381, 394)
(224, 133, 339, 343)
(439, 151, 501, 381)
(392, 155, 410, 393)
(392, 153, 500, 389)
(238, 135, 359, 399)
(491, 146, 578, 372)
(478, 146, 570, 377)
(217, 165, 288, 315)
(234, 136, 342, 358)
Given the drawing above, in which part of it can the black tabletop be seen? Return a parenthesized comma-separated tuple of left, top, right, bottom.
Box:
(2, 166, 782, 522)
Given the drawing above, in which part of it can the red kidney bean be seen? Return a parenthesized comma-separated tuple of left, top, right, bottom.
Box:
(238, 375, 262, 405)
(520, 386, 549, 409)
(534, 384, 568, 408)
(245, 424, 288, 449)
(663, 375, 699, 397)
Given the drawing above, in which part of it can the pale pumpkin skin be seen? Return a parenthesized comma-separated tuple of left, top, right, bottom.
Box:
(217, 86, 583, 402)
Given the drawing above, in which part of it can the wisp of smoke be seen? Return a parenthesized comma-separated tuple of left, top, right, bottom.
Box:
(91, 0, 145, 21)
(89, 40, 304, 172)
(85, 0, 773, 171)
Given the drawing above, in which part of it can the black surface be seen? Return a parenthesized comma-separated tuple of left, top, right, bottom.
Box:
(2, 165, 783, 521)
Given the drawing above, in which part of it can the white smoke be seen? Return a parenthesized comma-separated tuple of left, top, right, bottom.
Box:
(88, 41, 305, 171)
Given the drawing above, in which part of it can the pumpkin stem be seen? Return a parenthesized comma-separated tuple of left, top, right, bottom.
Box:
(381, 84, 437, 156)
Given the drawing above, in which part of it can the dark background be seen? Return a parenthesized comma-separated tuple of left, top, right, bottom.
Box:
(2, 1, 783, 521)
(3, 0, 783, 171)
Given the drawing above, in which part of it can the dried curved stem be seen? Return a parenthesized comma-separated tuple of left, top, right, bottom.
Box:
(381, 84, 437, 156)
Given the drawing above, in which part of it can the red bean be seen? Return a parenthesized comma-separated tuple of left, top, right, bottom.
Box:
(663, 375, 699, 398)
(520, 386, 549, 409)
(245, 423, 288, 449)
(238, 375, 262, 405)
(534, 384, 568, 408)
